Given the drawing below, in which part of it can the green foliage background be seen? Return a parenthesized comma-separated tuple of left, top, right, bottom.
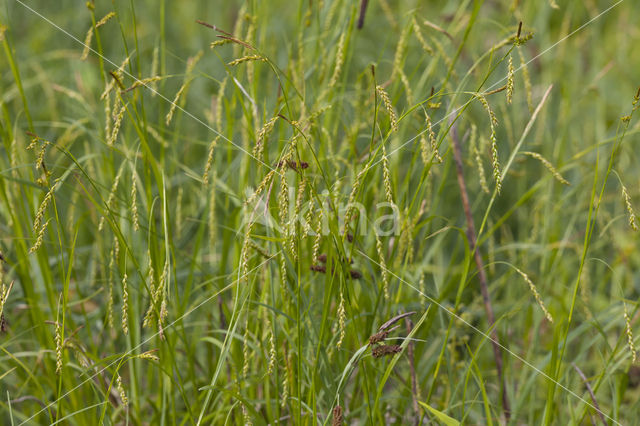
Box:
(0, 0, 639, 424)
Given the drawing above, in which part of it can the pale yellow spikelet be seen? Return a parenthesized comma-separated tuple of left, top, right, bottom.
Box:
(158, 261, 169, 324)
(0, 281, 14, 319)
(397, 68, 413, 106)
(379, 0, 398, 29)
(30, 181, 60, 253)
(392, 24, 409, 79)
(243, 405, 253, 426)
(165, 85, 186, 126)
(10, 135, 18, 173)
(101, 56, 131, 100)
(130, 170, 139, 231)
(172, 187, 182, 241)
(207, 176, 217, 251)
(328, 32, 347, 89)
(419, 133, 430, 166)
(303, 200, 314, 236)
(104, 93, 112, 138)
(278, 172, 289, 232)
(166, 52, 204, 126)
(98, 163, 125, 231)
(80, 27, 94, 61)
(411, 17, 434, 55)
(96, 11, 116, 28)
(108, 100, 126, 146)
(623, 302, 637, 363)
(506, 54, 514, 104)
(336, 290, 346, 349)
(295, 178, 306, 217)
(278, 252, 288, 300)
(142, 126, 166, 149)
(475, 93, 501, 193)
(107, 248, 116, 329)
(344, 168, 367, 227)
(425, 111, 442, 163)
(242, 318, 251, 377)
(376, 85, 398, 132)
(375, 235, 390, 300)
(121, 273, 129, 334)
(81, 12, 115, 61)
(323, 0, 340, 33)
(228, 54, 265, 66)
(515, 267, 553, 323)
(203, 137, 219, 184)
(54, 305, 63, 374)
(404, 210, 415, 264)
(518, 48, 533, 113)
(253, 116, 279, 161)
(621, 183, 638, 231)
(138, 350, 159, 361)
(312, 210, 323, 262)
(210, 39, 233, 48)
(470, 125, 490, 193)
(239, 221, 255, 285)
(245, 170, 276, 207)
(32, 180, 59, 237)
(523, 151, 570, 186)
(382, 146, 394, 205)
(281, 350, 290, 408)
(266, 319, 276, 375)
(430, 36, 457, 80)
(30, 219, 51, 253)
(215, 78, 227, 131)
(122, 76, 163, 94)
(116, 374, 128, 406)
(186, 50, 204, 74)
(143, 255, 157, 328)
(150, 46, 159, 96)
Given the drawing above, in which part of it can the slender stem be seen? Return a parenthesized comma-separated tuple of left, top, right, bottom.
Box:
(450, 121, 510, 421)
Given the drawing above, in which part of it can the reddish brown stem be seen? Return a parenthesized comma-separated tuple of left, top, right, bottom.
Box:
(450, 122, 510, 421)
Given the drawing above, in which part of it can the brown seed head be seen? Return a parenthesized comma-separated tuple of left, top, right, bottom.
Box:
(332, 405, 344, 426)
(372, 344, 401, 358)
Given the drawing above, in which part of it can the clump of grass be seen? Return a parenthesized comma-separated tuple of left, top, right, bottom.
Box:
(2, 1, 640, 425)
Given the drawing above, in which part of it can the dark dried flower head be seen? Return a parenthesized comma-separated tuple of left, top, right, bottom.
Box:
(0, 313, 6, 334)
(368, 329, 390, 345)
(310, 264, 326, 273)
(346, 233, 354, 243)
(332, 405, 343, 426)
(378, 312, 416, 331)
(372, 344, 401, 358)
(276, 160, 309, 171)
(317, 254, 328, 263)
(349, 269, 362, 279)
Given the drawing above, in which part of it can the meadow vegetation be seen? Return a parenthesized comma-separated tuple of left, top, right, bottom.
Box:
(0, 0, 639, 424)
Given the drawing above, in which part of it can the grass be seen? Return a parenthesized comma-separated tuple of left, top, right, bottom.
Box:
(1, 0, 639, 424)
